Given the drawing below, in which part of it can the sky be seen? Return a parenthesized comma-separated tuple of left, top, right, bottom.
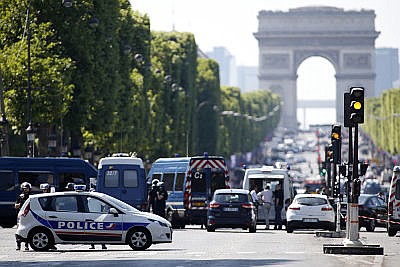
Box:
(129, 0, 399, 128)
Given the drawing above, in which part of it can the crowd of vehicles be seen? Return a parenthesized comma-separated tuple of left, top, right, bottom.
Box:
(4, 126, 400, 252)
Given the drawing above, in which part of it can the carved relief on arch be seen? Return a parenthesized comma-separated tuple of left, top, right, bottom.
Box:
(343, 53, 371, 69)
(294, 50, 339, 70)
(262, 54, 290, 69)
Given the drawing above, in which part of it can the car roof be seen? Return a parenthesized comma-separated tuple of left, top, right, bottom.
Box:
(29, 191, 106, 199)
(214, 188, 249, 194)
(294, 193, 328, 199)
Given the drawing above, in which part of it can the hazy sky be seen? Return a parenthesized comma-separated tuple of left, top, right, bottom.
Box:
(130, 0, 399, 66)
(129, 0, 399, 127)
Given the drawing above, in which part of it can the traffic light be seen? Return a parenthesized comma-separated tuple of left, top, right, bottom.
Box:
(344, 93, 356, 127)
(349, 87, 364, 124)
(352, 178, 361, 197)
(331, 124, 341, 164)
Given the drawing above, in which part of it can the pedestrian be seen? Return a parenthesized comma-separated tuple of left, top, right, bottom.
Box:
(274, 183, 284, 230)
(15, 182, 31, 251)
(148, 179, 159, 213)
(154, 181, 168, 218)
(250, 185, 260, 213)
(257, 185, 273, 230)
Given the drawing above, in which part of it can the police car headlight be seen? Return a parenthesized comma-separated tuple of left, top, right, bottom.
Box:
(148, 219, 169, 227)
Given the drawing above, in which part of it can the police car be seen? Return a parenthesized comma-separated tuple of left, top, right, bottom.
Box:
(15, 186, 172, 251)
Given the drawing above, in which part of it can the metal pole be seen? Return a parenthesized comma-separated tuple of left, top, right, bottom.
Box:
(346, 126, 353, 240)
(344, 124, 362, 246)
(26, 3, 33, 157)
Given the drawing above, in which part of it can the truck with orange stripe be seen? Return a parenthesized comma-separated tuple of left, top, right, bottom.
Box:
(388, 166, 400, 236)
(147, 154, 230, 228)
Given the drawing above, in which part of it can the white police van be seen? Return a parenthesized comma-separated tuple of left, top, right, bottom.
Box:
(15, 186, 172, 251)
(242, 165, 295, 225)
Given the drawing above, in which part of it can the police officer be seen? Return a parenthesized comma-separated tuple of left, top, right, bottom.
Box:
(40, 183, 51, 193)
(154, 181, 168, 218)
(15, 182, 31, 250)
(148, 179, 159, 213)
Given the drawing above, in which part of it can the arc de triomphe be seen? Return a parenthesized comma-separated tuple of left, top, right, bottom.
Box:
(254, 6, 379, 130)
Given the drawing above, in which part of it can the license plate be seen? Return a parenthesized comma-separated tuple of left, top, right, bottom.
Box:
(303, 218, 318, 223)
(192, 202, 205, 207)
(223, 207, 238, 212)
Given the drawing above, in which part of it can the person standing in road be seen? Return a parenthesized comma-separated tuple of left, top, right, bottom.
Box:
(274, 183, 284, 230)
(257, 185, 273, 230)
(250, 185, 260, 213)
(15, 182, 31, 251)
(148, 179, 159, 213)
(154, 181, 168, 218)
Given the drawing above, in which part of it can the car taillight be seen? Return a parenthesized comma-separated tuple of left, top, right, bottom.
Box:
(289, 206, 300, 210)
(209, 202, 220, 208)
(321, 206, 333, 211)
(241, 203, 253, 209)
(22, 203, 30, 217)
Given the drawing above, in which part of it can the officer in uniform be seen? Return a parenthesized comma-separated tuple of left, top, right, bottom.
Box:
(148, 179, 159, 213)
(40, 183, 51, 193)
(15, 182, 31, 250)
(154, 181, 168, 218)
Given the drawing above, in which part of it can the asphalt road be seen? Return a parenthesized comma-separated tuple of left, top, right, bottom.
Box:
(2, 225, 400, 267)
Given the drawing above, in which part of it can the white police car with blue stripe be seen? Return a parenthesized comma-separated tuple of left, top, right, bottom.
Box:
(16, 187, 172, 251)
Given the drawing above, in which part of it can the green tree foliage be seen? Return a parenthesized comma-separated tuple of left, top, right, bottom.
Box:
(0, 0, 281, 162)
(363, 88, 400, 155)
(195, 58, 221, 155)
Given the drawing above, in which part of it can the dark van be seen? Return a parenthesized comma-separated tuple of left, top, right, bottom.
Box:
(96, 155, 148, 211)
(0, 157, 97, 228)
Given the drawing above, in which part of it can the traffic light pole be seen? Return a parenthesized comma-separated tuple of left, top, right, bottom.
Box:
(344, 124, 362, 246)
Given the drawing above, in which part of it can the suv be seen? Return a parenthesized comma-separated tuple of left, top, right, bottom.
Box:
(206, 189, 257, 232)
(16, 188, 172, 251)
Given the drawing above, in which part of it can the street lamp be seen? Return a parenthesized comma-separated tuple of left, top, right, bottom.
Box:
(62, 0, 73, 8)
(26, 122, 35, 157)
(25, 1, 72, 157)
(0, 114, 9, 156)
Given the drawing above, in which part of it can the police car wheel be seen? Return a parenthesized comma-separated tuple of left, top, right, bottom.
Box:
(29, 228, 53, 251)
(127, 228, 151, 250)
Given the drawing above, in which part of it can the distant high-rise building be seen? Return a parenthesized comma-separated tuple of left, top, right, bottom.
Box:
(375, 48, 399, 96)
(237, 66, 258, 93)
(206, 47, 237, 86)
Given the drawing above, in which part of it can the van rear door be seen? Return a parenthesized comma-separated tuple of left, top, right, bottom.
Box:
(102, 165, 145, 210)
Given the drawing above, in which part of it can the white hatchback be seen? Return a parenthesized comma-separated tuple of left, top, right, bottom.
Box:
(286, 194, 335, 233)
(16, 190, 172, 251)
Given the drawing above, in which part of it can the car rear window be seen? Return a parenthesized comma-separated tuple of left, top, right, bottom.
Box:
(296, 197, 327, 206)
(214, 193, 248, 203)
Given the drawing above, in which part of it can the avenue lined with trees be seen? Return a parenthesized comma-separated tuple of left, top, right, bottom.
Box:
(0, 0, 280, 163)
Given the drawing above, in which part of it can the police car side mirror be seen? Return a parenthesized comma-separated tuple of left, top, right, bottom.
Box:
(109, 208, 119, 217)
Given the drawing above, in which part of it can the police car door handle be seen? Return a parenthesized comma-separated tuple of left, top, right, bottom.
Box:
(48, 215, 58, 218)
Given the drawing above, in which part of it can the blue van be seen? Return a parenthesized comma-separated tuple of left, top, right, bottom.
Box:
(147, 155, 230, 228)
(0, 157, 97, 228)
(96, 155, 148, 211)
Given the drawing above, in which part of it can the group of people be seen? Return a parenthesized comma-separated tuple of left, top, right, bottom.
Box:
(148, 179, 168, 218)
(250, 184, 284, 230)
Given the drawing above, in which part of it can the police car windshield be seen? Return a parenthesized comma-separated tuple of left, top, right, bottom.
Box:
(102, 194, 138, 212)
